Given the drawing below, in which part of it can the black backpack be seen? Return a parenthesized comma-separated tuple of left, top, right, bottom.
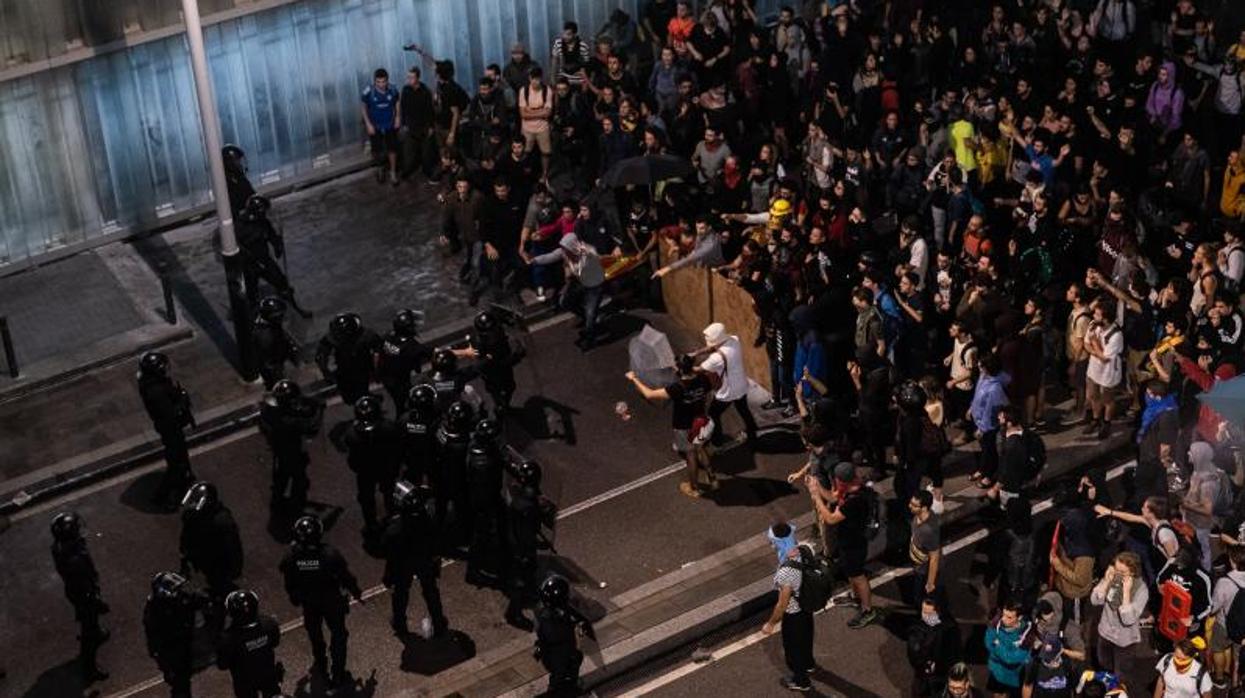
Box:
(784, 547, 834, 612)
(919, 415, 952, 458)
(1021, 430, 1046, 482)
(860, 484, 883, 540)
(1224, 576, 1245, 643)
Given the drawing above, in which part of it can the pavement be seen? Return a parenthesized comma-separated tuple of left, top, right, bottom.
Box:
(0, 296, 1134, 698)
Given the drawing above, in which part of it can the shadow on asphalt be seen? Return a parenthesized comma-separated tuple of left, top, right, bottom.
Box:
(399, 629, 476, 676)
(704, 475, 796, 508)
(290, 668, 378, 697)
(119, 470, 179, 515)
(510, 395, 580, 447)
(17, 658, 100, 698)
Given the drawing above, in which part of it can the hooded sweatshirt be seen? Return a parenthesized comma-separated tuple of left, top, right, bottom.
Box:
(985, 615, 1034, 688)
(970, 371, 1011, 433)
(1052, 509, 1097, 600)
(1145, 61, 1185, 135)
(1183, 441, 1222, 531)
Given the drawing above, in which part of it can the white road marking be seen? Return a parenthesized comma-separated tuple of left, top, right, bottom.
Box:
(613, 460, 1134, 697)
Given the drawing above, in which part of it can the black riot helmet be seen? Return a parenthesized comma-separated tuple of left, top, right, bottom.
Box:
(328, 313, 363, 344)
(354, 394, 382, 426)
(473, 418, 501, 443)
(432, 348, 457, 374)
(222, 144, 246, 172)
(392, 480, 431, 516)
(474, 311, 498, 333)
(258, 296, 287, 323)
(244, 194, 271, 217)
(392, 309, 421, 338)
(444, 400, 474, 433)
(151, 570, 189, 601)
(539, 574, 570, 607)
(139, 351, 170, 378)
(181, 481, 220, 513)
(271, 379, 301, 404)
(408, 383, 437, 413)
(895, 380, 927, 412)
(514, 459, 543, 488)
(292, 515, 323, 545)
(225, 589, 259, 623)
(50, 511, 83, 542)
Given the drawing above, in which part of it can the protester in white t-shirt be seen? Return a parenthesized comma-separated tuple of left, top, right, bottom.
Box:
(1084, 298, 1123, 440)
(698, 322, 758, 446)
(1154, 639, 1213, 698)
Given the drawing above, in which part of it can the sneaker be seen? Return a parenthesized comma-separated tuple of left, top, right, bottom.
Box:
(678, 481, 702, 499)
(931, 496, 945, 515)
(390, 171, 399, 186)
(847, 608, 879, 629)
(535, 286, 547, 302)
(760, 399, 786, 410)
(1097, 422, 1112, 440)
(1081, 420, 1099, 436)
(780, 677, 812, 692)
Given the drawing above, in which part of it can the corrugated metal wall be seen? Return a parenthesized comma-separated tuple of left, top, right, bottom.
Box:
(0, 0, 782, 269)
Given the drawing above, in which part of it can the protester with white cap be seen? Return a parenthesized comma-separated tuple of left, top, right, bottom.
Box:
(694, 321, 758, 446)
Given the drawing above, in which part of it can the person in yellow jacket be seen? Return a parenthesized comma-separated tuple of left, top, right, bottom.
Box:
(1221, 149, 1245, 219)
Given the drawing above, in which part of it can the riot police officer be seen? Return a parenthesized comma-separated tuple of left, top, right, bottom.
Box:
(534, 574, 591, 697)
(143, 571, 206, 698)
(457, 310, 522, 414)
(237, 195, 307, 313)
(223, 144, 255, 217)
(464, 418, 506, 585)
(216, 589, 282, 698)
(137, 351, 196, 508)
(179, 481, 244, 628)
(399, 383, 440, 484)
(378, 309, 431, 414)
(50, 512, 110, 682)
(315, 312, 382, 405)
(433, 400, 476, 550)
(503, 460, 554, 630)
(252, 297, 301, 390)
(280, 516, 364, 688)
(331, 395, 403, 535)
(422, 348, 481, 412)
(382, 481, 449, 638)
(258, 380, 324, 509)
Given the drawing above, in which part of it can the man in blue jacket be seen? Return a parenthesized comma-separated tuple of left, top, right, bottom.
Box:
(985, 599, 1033, 696)
(969, 352, 1010, 489)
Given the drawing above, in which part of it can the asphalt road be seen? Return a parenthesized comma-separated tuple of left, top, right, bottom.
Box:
(0, 311, 817, 698)
(600, 462, 1157, 698)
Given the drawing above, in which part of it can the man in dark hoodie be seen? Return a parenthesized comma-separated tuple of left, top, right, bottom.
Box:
(908, 595, 961, 697)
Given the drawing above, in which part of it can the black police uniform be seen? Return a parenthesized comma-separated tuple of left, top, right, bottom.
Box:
(217, 613, 282, 698)
(225, 151, 256, 217)
(535, 605, 585, 697)
(504, 483, 545, 624)
(399, 405, 440, 485)
(315, 328, 382, 406)
(138, 371, 195, 505)
(52, 536, 109, 679)
(471, 323, 519, 413)
(252, 314, 300, 390)
(423, 366, 469, 413)
(334, 416, 404, 533)
(180, 504, 244, 623)
(143, 587, 207, 697)
(258, 393, 323, 507)
(381, 501, 448, 637)
(433, 418, 473, 546)
(236, 212, 293, 307)
(279, 541, 362, 683)
(465, 438, 506, 580)
(377, 332, 431, 414)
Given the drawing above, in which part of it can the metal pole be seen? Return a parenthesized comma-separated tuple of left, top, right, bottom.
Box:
(161, 276, 178, 325)
(178, 0, 257, 380)
(0, 317, 18, 379)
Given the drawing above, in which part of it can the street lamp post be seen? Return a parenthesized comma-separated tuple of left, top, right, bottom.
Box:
(178, 0, 257, 381)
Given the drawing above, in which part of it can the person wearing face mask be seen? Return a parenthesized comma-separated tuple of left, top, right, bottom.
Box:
(907, 595, 961, 697)
(1090, 551, 1148, 678)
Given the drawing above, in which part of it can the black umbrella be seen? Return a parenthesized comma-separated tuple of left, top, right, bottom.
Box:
(599, 154, 694, 188)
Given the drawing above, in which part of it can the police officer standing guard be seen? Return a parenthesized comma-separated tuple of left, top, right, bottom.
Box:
(179, 481, 244, 630)
(332, 395, 403, 537)
(465, 418, 507, 586)
(236, 195, 309, 315)
(455, 310, 523, 415)
(503, 460, 554, 630)
(316, 312, 382, 406)
(434, 400, 476, 551)
(50, 512, 110, 682)
(223, 144, 255, 217)
(217, 589, 283, 698)
(143, 571, 206, 698)
(534, 574, 592, 698)
(137, 351, 196, 509)
(378, 308, 431, 414)
(280, 516, 364, 689)
(252, 297, 301, 390)
(399, 383, 441, 486)
(259, 379, 324, 510)
(382, 481, 449, 638)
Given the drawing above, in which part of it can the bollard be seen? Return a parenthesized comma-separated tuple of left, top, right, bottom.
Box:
(0, 316, 17, 378)
(161, 276, 177, 324)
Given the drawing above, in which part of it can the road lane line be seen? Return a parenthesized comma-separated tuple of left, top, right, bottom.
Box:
(613, 460, 1133, 697)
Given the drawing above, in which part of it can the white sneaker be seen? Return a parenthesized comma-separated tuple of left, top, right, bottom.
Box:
(419, 617, 434, 639)
(535, 287, 547, 302)
(931, 497, 945, 515)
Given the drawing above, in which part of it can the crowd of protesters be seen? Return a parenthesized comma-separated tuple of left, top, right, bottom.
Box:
(360, 0, 1245, 694)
